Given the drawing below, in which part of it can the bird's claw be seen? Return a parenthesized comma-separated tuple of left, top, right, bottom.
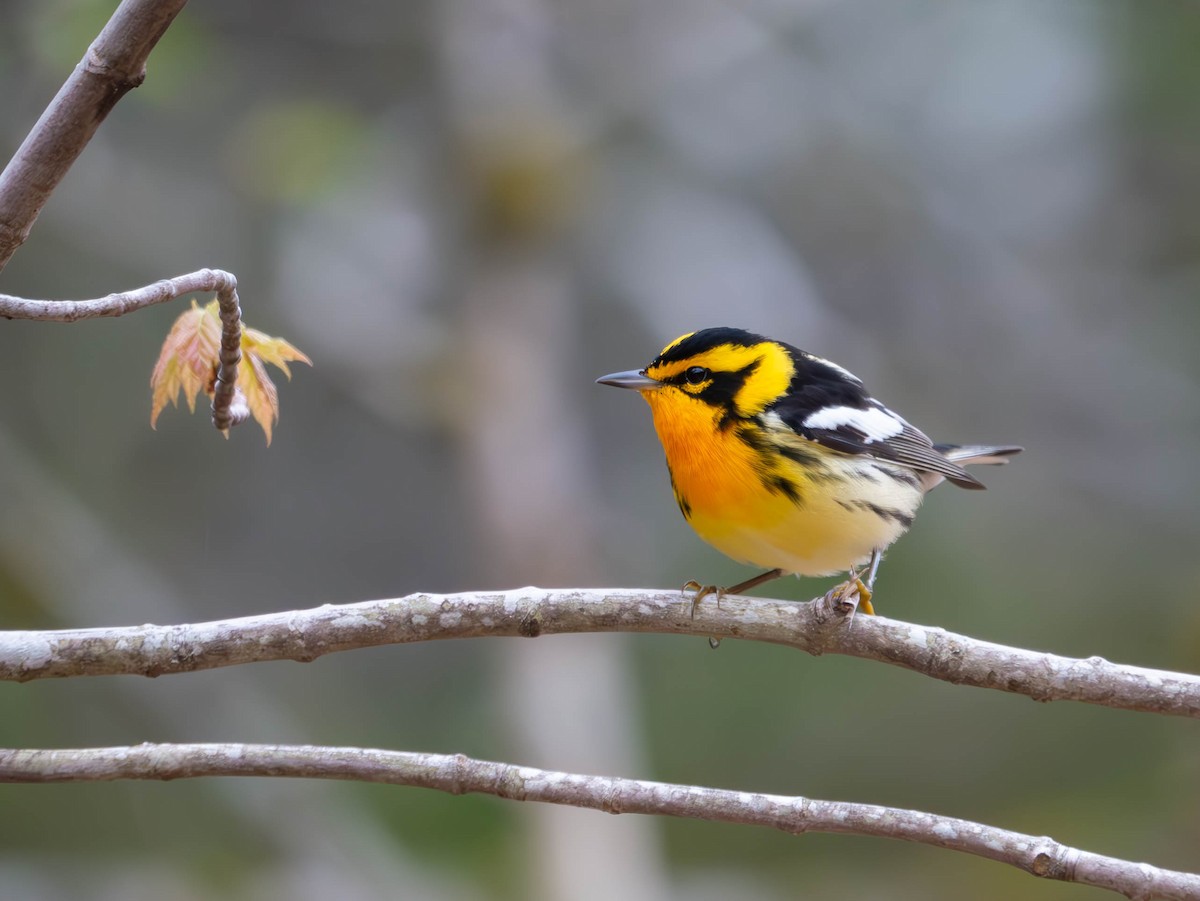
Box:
(682, 579, 727, 619)
(826, 575, 875, 619)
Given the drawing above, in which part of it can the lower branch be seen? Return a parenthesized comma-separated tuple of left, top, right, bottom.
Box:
(0, 268, 245, 430)
(1, 588, 1197, 717)
(0, 742, 1194, 900)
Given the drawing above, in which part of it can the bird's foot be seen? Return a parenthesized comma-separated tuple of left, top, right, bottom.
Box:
(826, 575, 875, 618)
(682, 580, 727, 619)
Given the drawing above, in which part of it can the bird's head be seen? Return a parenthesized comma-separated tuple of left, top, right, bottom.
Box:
(596, 327, 797, 422)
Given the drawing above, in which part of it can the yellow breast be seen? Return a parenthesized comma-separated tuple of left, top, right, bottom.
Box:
(642, 388, 922, 577)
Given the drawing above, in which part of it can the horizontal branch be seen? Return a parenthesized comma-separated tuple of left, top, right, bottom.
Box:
(0, 742, 1194, 900)
(2, 588, 1197, 717)
(0, 268, 246, 431)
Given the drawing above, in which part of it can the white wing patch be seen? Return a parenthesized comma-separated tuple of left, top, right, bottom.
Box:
(801, 352, 862, 384)
(803, 405, 905, 444)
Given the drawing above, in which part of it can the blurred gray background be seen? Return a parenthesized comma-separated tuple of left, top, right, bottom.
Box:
(1, 1, 1197, 899)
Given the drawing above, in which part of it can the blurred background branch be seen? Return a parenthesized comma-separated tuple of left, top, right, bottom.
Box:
(2, 743, 1198, 901)
(0, 0, 187, 270)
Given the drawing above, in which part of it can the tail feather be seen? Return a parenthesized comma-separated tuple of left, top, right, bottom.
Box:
(930, 444, 1022, 491)
(937, 444, 1024, 467)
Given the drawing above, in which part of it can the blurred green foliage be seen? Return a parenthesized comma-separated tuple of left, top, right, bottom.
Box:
(1, 1, 1198, 899)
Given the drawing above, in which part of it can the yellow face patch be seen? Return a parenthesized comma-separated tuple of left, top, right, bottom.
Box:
(646, 337, 794, 418)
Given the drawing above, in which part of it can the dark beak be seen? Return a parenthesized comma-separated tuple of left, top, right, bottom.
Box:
(596, 369, 662, 390)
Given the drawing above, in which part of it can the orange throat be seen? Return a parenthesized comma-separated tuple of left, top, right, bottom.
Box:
(642, 388, 770, 518)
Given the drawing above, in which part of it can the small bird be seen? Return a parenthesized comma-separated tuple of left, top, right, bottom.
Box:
(597, 327, 1021, 614)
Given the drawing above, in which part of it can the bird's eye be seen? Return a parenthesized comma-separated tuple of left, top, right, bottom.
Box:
(684, 366, 710, 385)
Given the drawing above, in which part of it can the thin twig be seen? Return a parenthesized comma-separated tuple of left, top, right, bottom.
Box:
(0, 742, 1193, 900)
(2, 588, 1197, 717)
(0, 0, 189, 271)
(0, 268, 246, 431)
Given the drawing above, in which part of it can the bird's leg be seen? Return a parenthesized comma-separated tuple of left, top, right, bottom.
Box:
(851, 548, 882, 615)
(863, 548, 883, 591)
(726, 567, 787, 596)
(828, 550, 881, 617)
(683, 568, 785, 619)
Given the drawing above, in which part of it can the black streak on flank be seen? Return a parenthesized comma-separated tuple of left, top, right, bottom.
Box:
(836, 499, 914, 528)
(735, 422, 770, 453)
(767, 475, 803, 504)
(872, 503, 914, 528)
(871, 464, 922, 489)
(769, 441, 839, 485)
(775, 442, 819, 466)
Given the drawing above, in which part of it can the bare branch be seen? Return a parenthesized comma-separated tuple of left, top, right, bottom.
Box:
(0, 268, 246, 431)
(0, 0, 189, 270)
(2, 588, 1196, 717)
(0, 742, 1192, 900)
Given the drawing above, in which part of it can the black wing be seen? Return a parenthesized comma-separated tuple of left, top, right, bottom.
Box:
(768, 351, 984, 489)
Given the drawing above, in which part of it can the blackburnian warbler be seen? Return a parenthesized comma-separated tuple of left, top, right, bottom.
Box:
(598, 327, 1021, 614)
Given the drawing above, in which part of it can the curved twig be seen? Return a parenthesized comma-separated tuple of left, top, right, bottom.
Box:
(2, 588, 1197, 718)
(0, 742, 1193, 900)
(0, 0, 190, 270)
(0, 269, 245, 430)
